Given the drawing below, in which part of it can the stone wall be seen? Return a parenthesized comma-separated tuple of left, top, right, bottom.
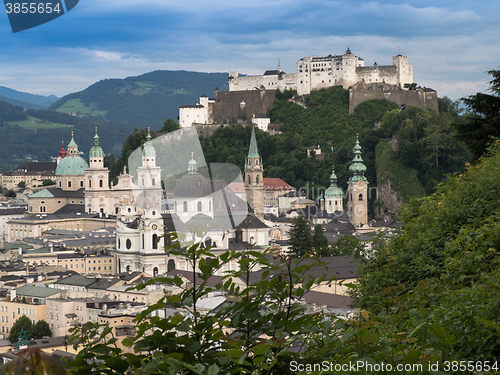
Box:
(212, 90, 277, 124)
(349, 82, 439, 114)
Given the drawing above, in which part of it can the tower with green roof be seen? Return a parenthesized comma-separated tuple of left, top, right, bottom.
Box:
(348, 136, 368, 226)
(325, 166, 343, 214)
(244, 125, 264, 219)
(85, 128, 111, 214)
(55, 131, 89, 191)
(136, 128, 162, 210)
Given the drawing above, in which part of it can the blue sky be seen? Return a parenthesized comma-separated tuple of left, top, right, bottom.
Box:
(0, 0, 498, 100)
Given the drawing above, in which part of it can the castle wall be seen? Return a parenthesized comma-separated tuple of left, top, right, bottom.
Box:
(348, 83, 439, 114)
(231, 52, 414, 96)
(212, 90, 277, 124)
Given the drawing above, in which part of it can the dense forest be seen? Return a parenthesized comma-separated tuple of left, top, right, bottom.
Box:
(49, 70, 228, 128)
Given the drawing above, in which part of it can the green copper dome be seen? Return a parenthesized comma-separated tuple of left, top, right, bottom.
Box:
(325, 166, 343, 198)
(142, 131, 156, 157)
(55, 155, 89, 175)
(56, 134, 89, 175)
(349, 138, 368, 183)
(89, 132, 104, 158)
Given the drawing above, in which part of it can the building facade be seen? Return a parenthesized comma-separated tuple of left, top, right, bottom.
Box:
(229, 49, 413, 96)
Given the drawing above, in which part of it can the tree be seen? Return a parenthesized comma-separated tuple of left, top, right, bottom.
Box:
(9, 315, 32, 343)
(312, 224, 329, 256)
(160, 118, 178, 133)
(42, 179, 56, 186)
(17, 181, 25, 188)
(31, 320, 52, 339)
(329, 234, 365, 258)
(453, 68, 500, 159)
(288, 212, 314, 256)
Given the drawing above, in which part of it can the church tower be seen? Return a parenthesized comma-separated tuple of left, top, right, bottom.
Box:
(85, 128, 110, 214)
(347, 136, 368, 226)
(136, 128, 162, 210)
(325, 166, 343, 214)
(244, 125, 264, 219)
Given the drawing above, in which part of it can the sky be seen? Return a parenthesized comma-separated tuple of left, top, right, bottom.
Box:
(0, 0, 498, 100)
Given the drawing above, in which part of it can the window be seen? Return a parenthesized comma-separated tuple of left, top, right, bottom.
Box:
(152, 178, 155, 186)
(183, 201, 188, 212)
(126, 239, 132, 249)
(153, 234, 158, 249)
(68, 181, 72, 188)
(358, 194, 363, 201)
(99, 180, 103, 188)
(89, 180, 92, 188)
(197, 201, 202, 212)
(80, 181, 84, 187)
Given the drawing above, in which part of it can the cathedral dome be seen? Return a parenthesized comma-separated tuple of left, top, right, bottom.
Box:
(55, 155, 89, 175)
(174, 156, 212, 198)
(55, 134, 89, 175)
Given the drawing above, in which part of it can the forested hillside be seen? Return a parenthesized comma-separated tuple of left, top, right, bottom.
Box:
(49, 70, 228, 128)
(200, 87, 470, 209)
(0, 107, 138, 170)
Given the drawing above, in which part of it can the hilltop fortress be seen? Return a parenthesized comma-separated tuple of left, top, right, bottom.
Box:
(229, 47, 413, 95)
(179, 48, 438, 133)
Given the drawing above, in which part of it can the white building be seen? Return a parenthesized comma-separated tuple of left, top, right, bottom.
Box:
(229, 48, 413, 96)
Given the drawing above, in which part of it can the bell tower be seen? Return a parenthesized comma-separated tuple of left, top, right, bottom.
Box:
(244, 125, 264, 219)
(85, 128, 110, 214)
(348, 135, 368, 226)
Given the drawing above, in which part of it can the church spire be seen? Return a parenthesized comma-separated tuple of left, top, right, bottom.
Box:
(89, 127, 104, 158)
(142, 127, 156, 157)
(247, 125, 261, 162)
(349, 135, 367, 183)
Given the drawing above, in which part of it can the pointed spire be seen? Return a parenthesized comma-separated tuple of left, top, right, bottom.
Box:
(349, 136, 367, 183)
(247, 125, 260, 159)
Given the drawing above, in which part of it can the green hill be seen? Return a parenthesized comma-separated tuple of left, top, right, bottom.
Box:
(49, 70, 229, 128)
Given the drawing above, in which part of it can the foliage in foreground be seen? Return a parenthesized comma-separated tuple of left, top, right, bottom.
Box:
(351, 141, 500, 362)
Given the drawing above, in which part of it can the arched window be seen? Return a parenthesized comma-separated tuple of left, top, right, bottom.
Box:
(358, 194, 363, 201)
(183, 201, 188, 212)
(142, 234, 145, 249)
(59, 181, 61, 187)
(153, 267, 158, 277)
(248, 175, 251, 184)
(126, 265, 131, 272)
(126, 239, 132, 249)
(152, 178, 155, 186)
(89, 180, 92, 188)
(153, 234, 158, 249)
(118, 238, 121, 249)
(115, 207, 119, 214)
(204, 237, 212, 248)
(256, 175, 259, 184)
(99, 180, 103, 188)
(197, 201, 202, 211)
(80, 181, 84, 188)
(68, 181, 71, 188)
(167, 259, 175, 272)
